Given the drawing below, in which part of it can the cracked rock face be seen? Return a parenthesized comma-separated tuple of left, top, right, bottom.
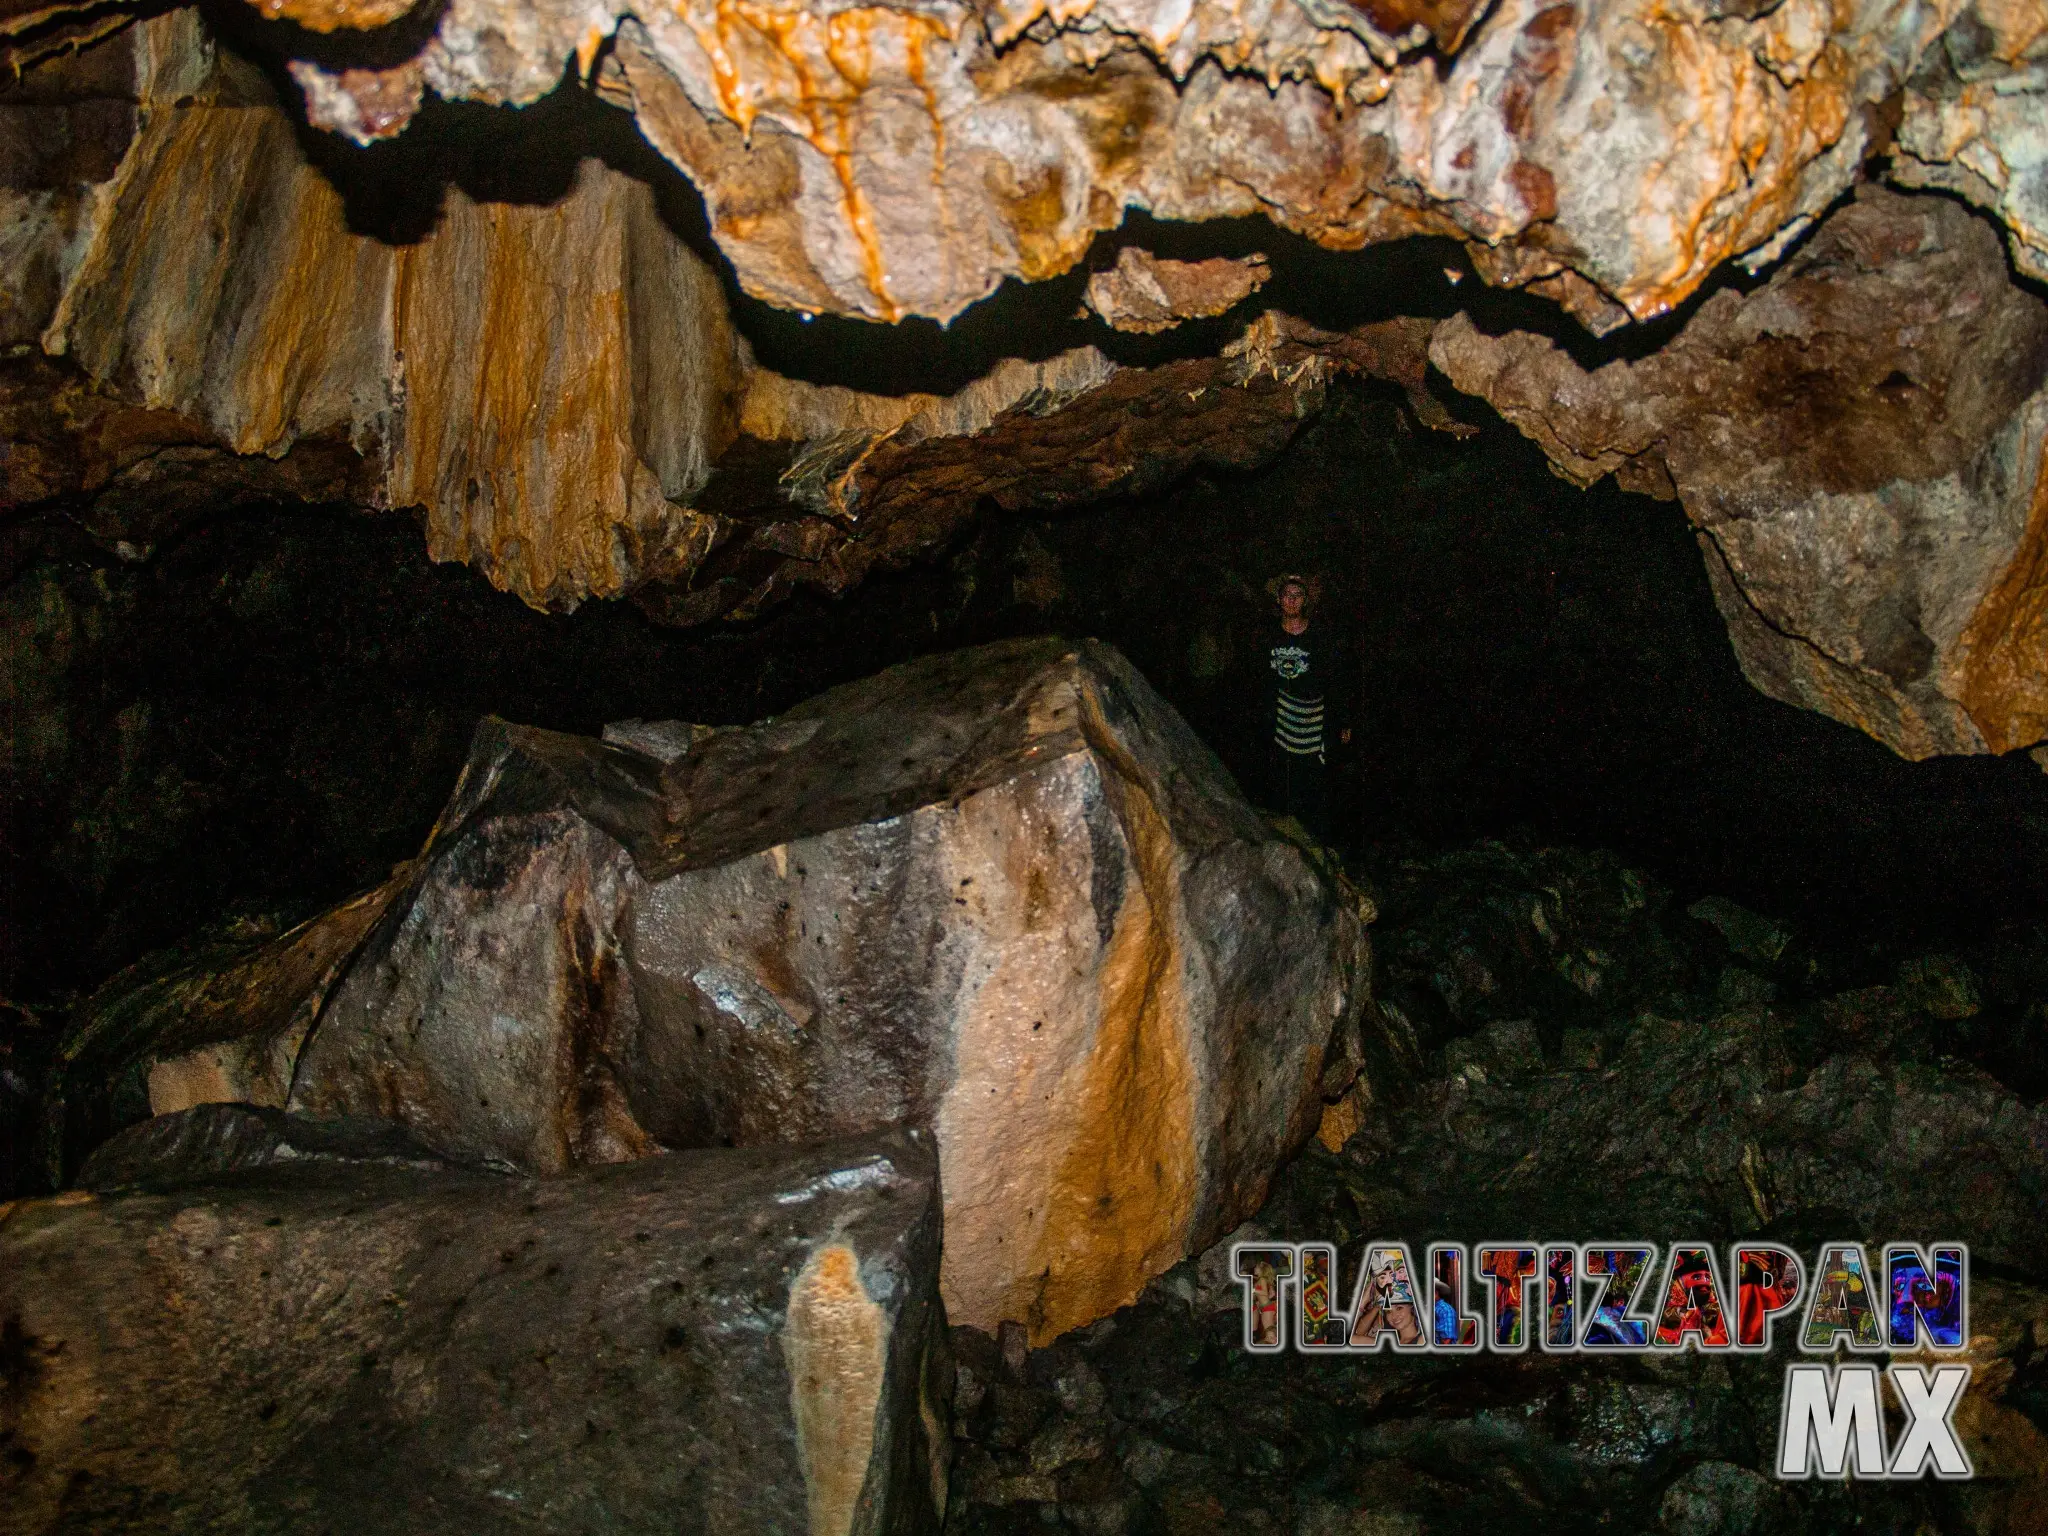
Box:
(22, 0, 2036, 333)
(1, 1118, 949, 1535)
(97, 639, 1368, 1344)
(1432, 187, 2048, 761)
(4, 18, 1445, 617)
(7, 9, 2044, 765)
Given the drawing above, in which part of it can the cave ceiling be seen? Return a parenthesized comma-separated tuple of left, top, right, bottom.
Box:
(1, 0, 2045, 763)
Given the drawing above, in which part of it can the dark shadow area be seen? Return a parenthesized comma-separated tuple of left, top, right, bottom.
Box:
(915, 381, 2046, 972)
(7, 378, 2040, 1014)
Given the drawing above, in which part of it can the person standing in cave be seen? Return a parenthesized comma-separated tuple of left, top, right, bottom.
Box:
(1262, 573, 1350, 845)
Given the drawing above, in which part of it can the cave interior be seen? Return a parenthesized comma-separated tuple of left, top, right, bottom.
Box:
(3, 0, 2048, 1529)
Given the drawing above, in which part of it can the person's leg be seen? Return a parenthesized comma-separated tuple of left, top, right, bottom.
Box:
(1274, 745, 1305, 818)
(1299, 754, 1331, 845)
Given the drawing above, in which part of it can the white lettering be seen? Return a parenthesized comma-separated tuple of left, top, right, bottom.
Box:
(1778, 1364, 1885, 1478)
(1888, 1364, 1972, 1479)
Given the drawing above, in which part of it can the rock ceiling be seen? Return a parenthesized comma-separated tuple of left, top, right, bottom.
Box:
(1, 0, 2045, 761)
(47, 0, 2041, 327)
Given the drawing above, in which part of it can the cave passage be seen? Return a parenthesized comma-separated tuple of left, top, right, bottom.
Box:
(9, 289, 2048, 1536)
(9, 377, 2040, 1009)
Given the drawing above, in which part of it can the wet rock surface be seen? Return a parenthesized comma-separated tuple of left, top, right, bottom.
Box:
(94, 0, 2030, 340)
(5, 14, 2036, 766)
(1084, 251, 1273, 336)
(939, 840, 2048, 1534)
(2, 17, 1451, 627)
(0, 1120, 949, 1535)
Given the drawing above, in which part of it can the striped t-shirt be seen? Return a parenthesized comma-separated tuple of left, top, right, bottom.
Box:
(1268, 625, 1333, 760)
(1275, 690, 1325, 758)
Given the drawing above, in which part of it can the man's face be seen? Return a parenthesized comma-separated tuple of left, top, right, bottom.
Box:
(1279, 583, 1307, 619)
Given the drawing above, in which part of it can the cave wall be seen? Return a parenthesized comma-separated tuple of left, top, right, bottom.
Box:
(3, 4, 2043, 834)
(967, 384, 2048, 943)
(16, 13, 741, 610)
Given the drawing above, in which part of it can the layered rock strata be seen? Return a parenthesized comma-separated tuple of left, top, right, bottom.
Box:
(0, 1116, 949, 1536)
(94, 639, 1368, 1343)
(1432, 188, 2048, 760)
(8, 5, 2048, 764)
(15, 0, 2043, 338)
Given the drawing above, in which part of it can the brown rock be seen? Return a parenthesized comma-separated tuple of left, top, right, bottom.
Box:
(41, 870, 410, 1187)
(1083, 248, 1271, 334)
(14, 31, 1461, 619)
(75, 1101, 446, 1187)
(144, 640, 1368, 1344)
(1, 1119, 949, 1535)
(1431, 188, 2048, 759)
(17, 0, 2045, 351)
(46, 85, 741, 610)
(1895, 28, 2048, 287)
(1949, 1277, 2048, 1528)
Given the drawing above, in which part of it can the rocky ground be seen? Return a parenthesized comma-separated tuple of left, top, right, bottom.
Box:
(7, 824, 2046, 1530)
(943, 839, 2048, 1535)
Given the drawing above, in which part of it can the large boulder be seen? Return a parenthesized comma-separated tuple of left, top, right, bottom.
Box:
(0, 1112, 949, 1536)
(139, 638, 1367, 1343)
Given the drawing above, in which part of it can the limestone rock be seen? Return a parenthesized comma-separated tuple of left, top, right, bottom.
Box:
(216, 0, 2022, 335)
(1893, 5, 2048, 283)
(41, 70, 741, 610)
(601, 717, 721, 762)
(287, 715, 666, 1173)
(1431, 188, 2048, 760)
(0, 11, 218, 348)
(0, 1123, 949, 1535)
(15, 0, 2048, 350)
(13, 23, 1456, 621)
(1083, 249, 1271, 335)
(157, 640, 1367, 1343)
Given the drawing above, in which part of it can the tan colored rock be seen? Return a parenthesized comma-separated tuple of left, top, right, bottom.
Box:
(41, 871, 409, 1188)
(0, 12, 221, 346)
(156, 641, 1370, 1344)
(16, 31, 1454, 620)
(1431, 188, 2048, 760)
(16, 0, 2048, 342)
(242, 0, 2019, 336)
(44, 74, 742, 609)
(1894, 5, 2048, 282)
(1083, 248, 1271, 334)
